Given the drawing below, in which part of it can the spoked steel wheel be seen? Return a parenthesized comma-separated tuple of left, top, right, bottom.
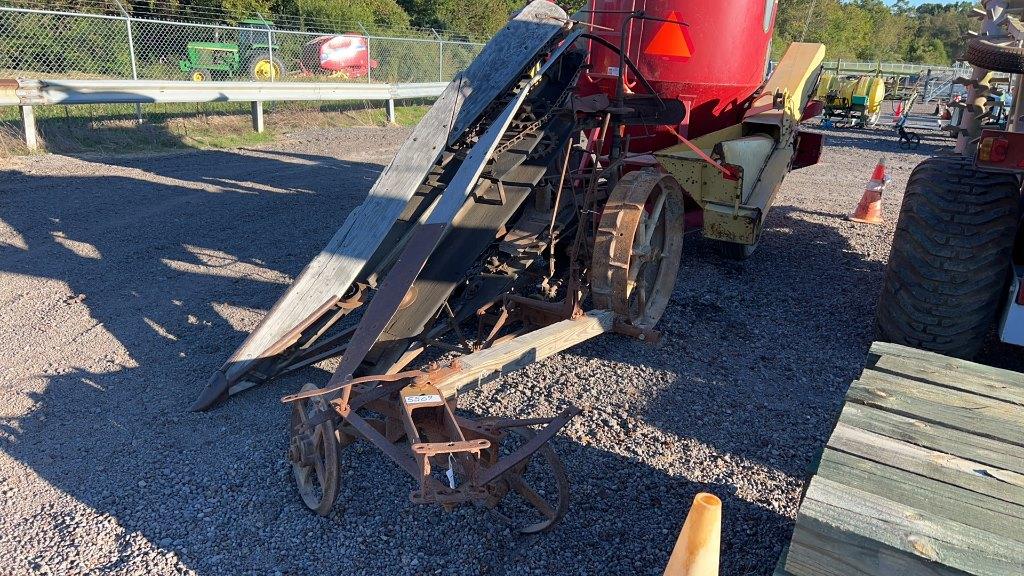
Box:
(591, 169, 686, 328)
(288, 382, 340, 515)
(483, 426, 570, 534)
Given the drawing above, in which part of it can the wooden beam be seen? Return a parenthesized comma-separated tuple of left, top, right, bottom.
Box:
(848, 371, 1024, 447)
(786, 511, 976, 576)
(435, 310, 614, 398)
(869, 354, 1024, 406)
(837, 402, 1024, 475)
(828, 423, 1024, 505)
(868, 342, 1024, 389)
(793, 477, 1023, 576)
(817, 448, 1024, 541)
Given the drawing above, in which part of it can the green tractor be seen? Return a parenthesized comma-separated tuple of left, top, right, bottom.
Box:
(178, 18, 286, 81)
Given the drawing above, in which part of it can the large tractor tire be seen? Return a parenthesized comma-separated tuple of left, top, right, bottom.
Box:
(965, 37, 1024, 74)
(876, 155, 1020, 358)
(248, 53, 285, 81)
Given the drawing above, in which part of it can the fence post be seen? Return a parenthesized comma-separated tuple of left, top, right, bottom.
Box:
(431, 28, 444, 82)
(357, 23, 373, 84)
(20, 105, 38, 151)
(366, 37, 373, 84)
(387, 98, 396, 124)
(115, 1, 144, 123)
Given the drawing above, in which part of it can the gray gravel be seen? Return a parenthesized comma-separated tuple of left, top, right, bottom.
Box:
(0, 122, 1013, 575)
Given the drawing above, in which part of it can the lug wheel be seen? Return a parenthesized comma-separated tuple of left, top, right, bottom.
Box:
(288, 383, 340, 515)
(591, 169, 686, 329)
(482, 426, 570, 534)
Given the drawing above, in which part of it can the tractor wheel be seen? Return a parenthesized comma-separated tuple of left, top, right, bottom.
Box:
(875, 155, 1020, 358)
(591, 170, 686, 329)
(965, 37, 1024, 74)
(190, 68, 211, 82)
(249, 53, 285, 81)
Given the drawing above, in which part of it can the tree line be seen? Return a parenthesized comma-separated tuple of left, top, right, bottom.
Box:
(23, 0, 977, 62)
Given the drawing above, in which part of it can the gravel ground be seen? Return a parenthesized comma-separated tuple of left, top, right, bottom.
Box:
(0, 122, 1019, 576)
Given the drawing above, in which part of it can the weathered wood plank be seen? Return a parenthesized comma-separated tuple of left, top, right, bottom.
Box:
(837, 402, 1024, 475)
(212, 1, 568, 390)
(773, 545, 796, 576)
(784, 343, 1024, 576)
(869, 342, 1024, 389)
(795, 477, 1023, 576)
(816, 448, 1024, 541)
(786, 511, 974, 576)
(828, 423, 1024, 505)
(848, 370, 1024, 447)
(435, 310, 614, 398)
(870, 354, 1024, 406)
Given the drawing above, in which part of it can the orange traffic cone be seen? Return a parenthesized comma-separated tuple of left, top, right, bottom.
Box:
(663, 493, 722, 576)
(849, 157, 888, 225)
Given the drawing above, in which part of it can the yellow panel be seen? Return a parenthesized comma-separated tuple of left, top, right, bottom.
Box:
(755, 42, 826, 122)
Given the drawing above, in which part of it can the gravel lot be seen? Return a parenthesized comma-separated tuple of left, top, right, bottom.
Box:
(0, 121, 1018, 576)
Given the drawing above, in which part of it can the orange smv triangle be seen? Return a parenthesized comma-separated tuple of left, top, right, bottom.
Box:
(646, 11, 692, 60)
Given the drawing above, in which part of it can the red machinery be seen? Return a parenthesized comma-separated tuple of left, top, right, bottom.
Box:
(197, 1, 825, 532)
(580, 0, 778, 147)
(299, 34, 378, 79)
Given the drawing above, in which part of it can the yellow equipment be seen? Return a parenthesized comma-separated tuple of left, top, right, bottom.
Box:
(816, 73, 886, 127)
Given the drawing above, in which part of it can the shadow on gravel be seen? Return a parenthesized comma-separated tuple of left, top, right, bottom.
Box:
(0, 149, 389, 574)
(810, 126, 952, 156)
(563, 203, 891, 571)
(584, 205, 886, 479)
(2, 145, 785, 576)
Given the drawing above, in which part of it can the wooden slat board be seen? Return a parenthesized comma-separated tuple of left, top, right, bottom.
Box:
(781, 342, 1024, 576)
(435, 310, 614, 398)
(214, 1, 568, 387)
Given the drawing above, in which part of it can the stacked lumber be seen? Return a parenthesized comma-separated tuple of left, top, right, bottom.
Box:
(776, 341, 1024, 576)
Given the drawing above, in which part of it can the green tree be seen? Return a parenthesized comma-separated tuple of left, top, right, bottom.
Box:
(400, 0, 520, 36)
(222, 0, 273, 22)
(293, 0, 409, 31)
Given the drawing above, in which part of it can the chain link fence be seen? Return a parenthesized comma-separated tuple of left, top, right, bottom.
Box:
(0, 6, 484, 84)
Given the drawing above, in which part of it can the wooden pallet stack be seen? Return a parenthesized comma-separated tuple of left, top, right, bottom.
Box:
(776, 341, 1024, 576)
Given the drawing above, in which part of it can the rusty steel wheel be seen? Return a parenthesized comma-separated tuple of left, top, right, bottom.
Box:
(288, 382, 340, 516)
(483, 426, 570, 534)
(591, 169, 685, 329)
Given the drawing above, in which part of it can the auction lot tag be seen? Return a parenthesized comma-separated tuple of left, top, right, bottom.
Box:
(404, 394, 443, 405)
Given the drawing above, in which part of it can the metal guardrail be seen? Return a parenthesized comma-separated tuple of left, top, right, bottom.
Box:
(1, 77, 447, 150)
(0, 78, 447, 106)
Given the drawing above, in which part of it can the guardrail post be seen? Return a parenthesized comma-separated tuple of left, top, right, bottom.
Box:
(20, 105, 38, 151)
(251, 101, 264, 133)
(387, 98, 396, 124)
